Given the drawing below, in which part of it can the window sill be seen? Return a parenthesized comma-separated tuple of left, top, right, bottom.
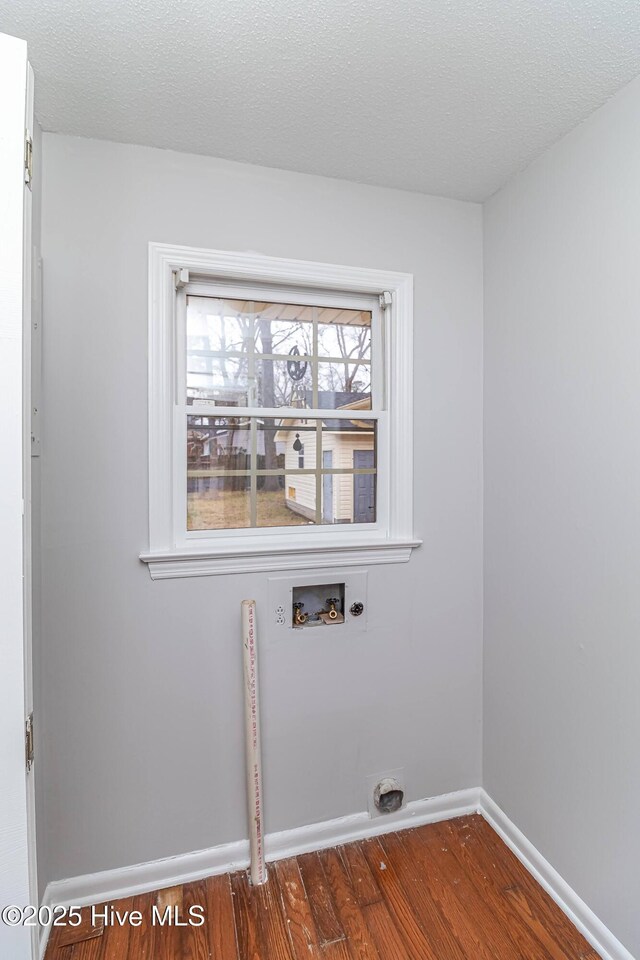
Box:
(139, 537, 422, 580)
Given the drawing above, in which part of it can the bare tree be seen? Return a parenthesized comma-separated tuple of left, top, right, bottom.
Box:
(257, 317, 280, 491)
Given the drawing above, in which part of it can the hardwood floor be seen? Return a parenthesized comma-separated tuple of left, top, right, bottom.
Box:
(44, 815, 599, 959)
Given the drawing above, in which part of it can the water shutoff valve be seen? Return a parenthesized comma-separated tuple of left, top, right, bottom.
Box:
(293, 602, 308, 626)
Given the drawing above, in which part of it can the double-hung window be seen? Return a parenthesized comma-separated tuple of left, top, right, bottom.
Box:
(141, 244, 419, 578)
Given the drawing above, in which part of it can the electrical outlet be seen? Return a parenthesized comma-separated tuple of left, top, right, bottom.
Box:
(275, 604, 286, 625)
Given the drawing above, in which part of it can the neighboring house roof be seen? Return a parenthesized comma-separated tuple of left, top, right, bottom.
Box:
(305, 390, 369, 410)
(274, 392, 373, 440)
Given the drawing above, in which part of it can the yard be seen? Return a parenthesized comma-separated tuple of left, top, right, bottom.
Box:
(187, 490, 310, 529)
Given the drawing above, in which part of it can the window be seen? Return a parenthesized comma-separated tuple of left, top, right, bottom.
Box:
(185, 295, 376, 531)
(141, 244, 419, 578)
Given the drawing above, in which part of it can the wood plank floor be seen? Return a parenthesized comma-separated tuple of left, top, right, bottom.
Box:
(44, 815, 599, 959)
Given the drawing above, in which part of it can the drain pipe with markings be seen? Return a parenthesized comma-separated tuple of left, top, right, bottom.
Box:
(241, 599, 267, 885)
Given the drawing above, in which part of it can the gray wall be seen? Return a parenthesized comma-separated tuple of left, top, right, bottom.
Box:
(484, 77, 640, 957)
(39, 135, 483, 888)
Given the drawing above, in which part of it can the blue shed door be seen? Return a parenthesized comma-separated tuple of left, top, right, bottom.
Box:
(353, 450, 375, 523)
(322, 450, 333, 522)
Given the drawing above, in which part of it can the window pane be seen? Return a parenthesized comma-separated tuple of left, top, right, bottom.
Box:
(317, 310, 371, 359)
(255, 419, 318, 527)
(186, 295, 373, 410)
(186, 297, 253, 404)
(251, 360, 371, 410)
(318, 419, 376, 525)
(187, 300, 252, 353)
(259, 418, 317, 472)
(188, 415, 251, 472)
(255, 304, 370, 358)
(254, 304, 314, 356)
(318, 468, 376, 525)
(256, 486, 313, 527)
(317, 363, 371, 408)
(186, 413, 376, 531)
(188, 477, 250, 530)
(282, 419, 376, 526)
(255, 358, 313, 408)
(187, 356, 250, 405)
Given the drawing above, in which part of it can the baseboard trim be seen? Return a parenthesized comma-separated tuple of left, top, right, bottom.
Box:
(39, 787, 633, 960)
(478, 791, 635, 960)
(39, 787, 480, 958)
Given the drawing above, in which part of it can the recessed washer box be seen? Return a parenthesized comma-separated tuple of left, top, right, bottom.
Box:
(267, 569, 368, 641)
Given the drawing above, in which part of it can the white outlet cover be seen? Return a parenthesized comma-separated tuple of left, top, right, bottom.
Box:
(366, 767, 406, 819)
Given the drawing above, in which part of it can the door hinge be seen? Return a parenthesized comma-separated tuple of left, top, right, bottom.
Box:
(379, 291, 392, 309)
(25, 714, 34, 771)
(24, 133, 33, 189)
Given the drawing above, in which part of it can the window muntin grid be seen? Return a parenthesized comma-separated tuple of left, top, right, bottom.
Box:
(186, 296, 372, 410)
(182, 290, 378, 533)
(186, 414, 377, 530)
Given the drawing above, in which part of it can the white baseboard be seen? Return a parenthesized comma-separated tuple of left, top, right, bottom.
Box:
(39, 787, 633, 960)
(43, 787, 481, 909)
(478, 791, 635, 960)
(38, 787, 480, 958)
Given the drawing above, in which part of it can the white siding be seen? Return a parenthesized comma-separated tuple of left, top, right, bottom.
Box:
(283, 429, 318, 518)
(283, 427, 374, 522)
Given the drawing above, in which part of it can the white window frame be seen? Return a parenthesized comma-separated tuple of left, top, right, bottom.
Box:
(140, 243, 420, 578)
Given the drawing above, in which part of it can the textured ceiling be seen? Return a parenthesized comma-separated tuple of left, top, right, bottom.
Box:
(2, 0, 640, 200)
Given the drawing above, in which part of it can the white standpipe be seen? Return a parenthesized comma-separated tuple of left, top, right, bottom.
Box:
(241, 599, 267, 885)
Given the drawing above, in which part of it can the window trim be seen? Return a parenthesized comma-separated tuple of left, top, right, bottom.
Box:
(140, 243, 420, 579)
